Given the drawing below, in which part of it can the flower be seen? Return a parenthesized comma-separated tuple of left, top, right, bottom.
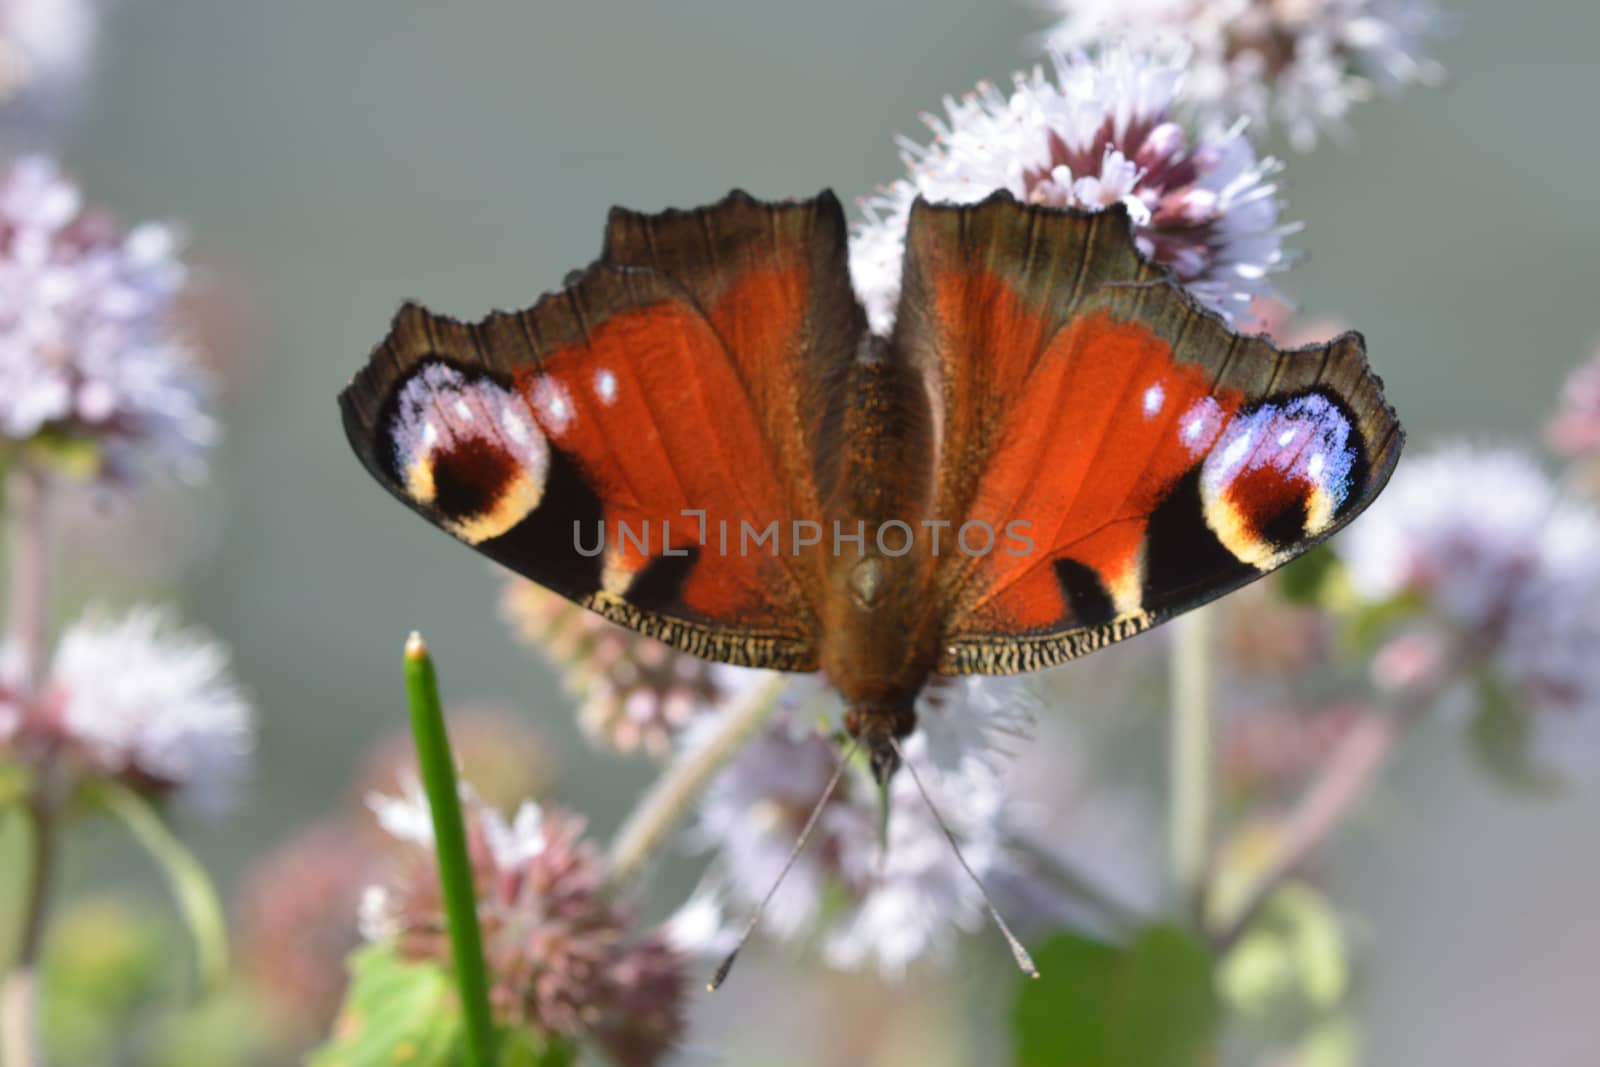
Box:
(237, 819, 380, 1040)
(0, 155, 215, 482)
(0, 604, 254, 809)
(684, 689, 1046, 978)
(362, 784, 686, 1066)
(850, 45, 1292, 335)
(0, 0, 96, 108)
(1548, 342, 1600, 462)
(500, 576, 728, 757)
(1036, 0, 1445, 151)
(1335, 446, 1600, 771)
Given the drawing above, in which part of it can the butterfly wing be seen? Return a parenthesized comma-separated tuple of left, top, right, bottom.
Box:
(339, 190, 867, 670)
(888, 193, 1403, 674)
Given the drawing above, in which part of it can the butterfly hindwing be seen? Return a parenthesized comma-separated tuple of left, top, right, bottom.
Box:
(889, 193, 1403, 674)
(339, 191, 868, 670)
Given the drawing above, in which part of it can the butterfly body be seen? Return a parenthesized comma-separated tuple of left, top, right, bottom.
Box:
(340, 190, 1403, 780)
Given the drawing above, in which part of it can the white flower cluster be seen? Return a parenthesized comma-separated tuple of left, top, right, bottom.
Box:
(0, 155, 215, 481)
(1037, 0, 1444, 150)
(683, 679, 1047, 978)
(0, 0, 96, 107)
(850, 46, 1290, 335)
(48, 605, 254, 808)
(1337, 447, 1600, 771)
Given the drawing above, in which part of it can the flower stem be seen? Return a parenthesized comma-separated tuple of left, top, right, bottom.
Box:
(1169, 606, 1215, 913)
(2, 793, 59, 1067)
(4, 467, 51, 697)
(606, 673, 788, 892)
(2, 466, 55, 1067)
(403, 633, 494, 1067)
(1211, 706, 1415, 953)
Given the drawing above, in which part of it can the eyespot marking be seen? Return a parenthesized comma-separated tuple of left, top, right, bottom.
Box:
(388, 361, 549, 544)
(1198, 392, 1358, 569)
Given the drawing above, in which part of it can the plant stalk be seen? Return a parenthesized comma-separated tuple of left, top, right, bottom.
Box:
(1169, 606, 1215, 913)
(403, 633, 495, 1067)
(606, 673, 788, 892)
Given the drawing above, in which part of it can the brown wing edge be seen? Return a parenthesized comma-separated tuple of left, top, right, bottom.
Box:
(898, 192, 1404, 675)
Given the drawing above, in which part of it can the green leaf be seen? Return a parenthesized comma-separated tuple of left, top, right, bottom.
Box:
(310, 945, 465, 1067)
(494, 1028, 577, 1067)
(1468, 674, 1562, 793)
(1013, 925, 1219, 1067)
(0, 762, 31, 811)
(1219, 883, 1348, 1014)
(1277, 547, 1340, 605)
(1295, 1017, 1360, 1067)
(86, 779, 229, 990)
(1339, 589, 1428, 656)
(22, 430, 104, 481)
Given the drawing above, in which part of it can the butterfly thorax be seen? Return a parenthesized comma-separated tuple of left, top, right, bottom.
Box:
(815, 339, 941, 782)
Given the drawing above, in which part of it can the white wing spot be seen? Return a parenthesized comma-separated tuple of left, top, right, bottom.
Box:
(1184, 415, 1205, 442)
(500, 405, 531, 445)
(1143, 383, 1164, 418)
(533, 377, 575, 436)
(1218, 428, 1255, 473)
(1308, 452, 1326, 479)
(1278, 428, 1297, 447)
(594, 368, 618, 405)
(453, 398, 474, 422)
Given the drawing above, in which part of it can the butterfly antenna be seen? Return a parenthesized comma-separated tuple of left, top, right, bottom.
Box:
(707, 735, 860, 992)
(887, 736, 1040, 980)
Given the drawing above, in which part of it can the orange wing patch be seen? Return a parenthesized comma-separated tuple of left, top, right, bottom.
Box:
(946, 309, 1245, 634)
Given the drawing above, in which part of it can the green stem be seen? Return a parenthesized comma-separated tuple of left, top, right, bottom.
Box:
(606, 673, 788, 892)
(1210, 707, 1414, 954)
(1169, 606, 1215, 913)
(2, 796, 57, 1067)
(404, 633, 495, 1067)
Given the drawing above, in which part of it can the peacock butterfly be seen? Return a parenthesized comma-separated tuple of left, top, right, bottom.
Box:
(339, 190, 1403, 784)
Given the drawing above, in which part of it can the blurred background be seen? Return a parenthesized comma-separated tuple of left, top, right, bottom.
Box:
(15, 0, 1600, 1063)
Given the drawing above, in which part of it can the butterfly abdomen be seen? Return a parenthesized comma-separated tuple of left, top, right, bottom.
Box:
(816, 339, 944, 745)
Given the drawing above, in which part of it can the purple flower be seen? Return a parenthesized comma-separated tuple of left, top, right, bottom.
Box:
(362, 784, 687, 1066)
(1, 604, 254, 810)
(682, 681, 1053, 978)
(500, 575, 729, 757)
(1548, 342, 1600, 463)
(0, 156, 214, 482)
(1037, 0, 1445, 150)
(0, 0, 96, 109)
(1336, 446, 1600, 773)
(850, 45, 1292, 335)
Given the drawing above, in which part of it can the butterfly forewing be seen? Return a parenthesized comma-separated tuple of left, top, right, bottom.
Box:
(338, 192, 869, 671)
(888, 194, 1403, 674)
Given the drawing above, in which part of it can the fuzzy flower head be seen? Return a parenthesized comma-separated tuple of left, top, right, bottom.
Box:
(1548, 342, 1600, 471)
(501, 576, 726, 757)
(362, 785, 685, 1066)
(1, 605, 254, 810)
(684, 681, 1045, 979)
(1336, 447, 1600, 772)
(850, 45, 1291, 335)
(0, 155, 215, 482)
(238, 820, 380, 1039)
(1037, 0, 1445, 151)
(0, 0, 96, 108)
